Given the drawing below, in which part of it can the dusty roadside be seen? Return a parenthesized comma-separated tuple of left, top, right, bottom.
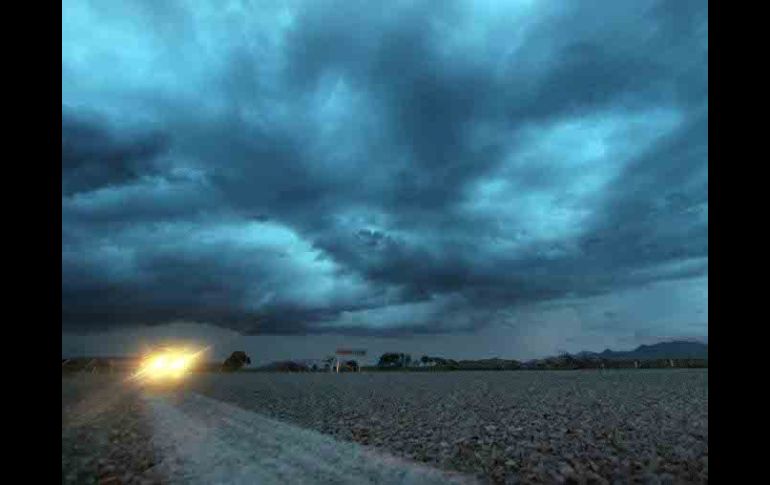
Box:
(62, 375, 166, 485)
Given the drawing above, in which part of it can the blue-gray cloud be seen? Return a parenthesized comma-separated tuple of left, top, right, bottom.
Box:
(62, 0, 707, 336)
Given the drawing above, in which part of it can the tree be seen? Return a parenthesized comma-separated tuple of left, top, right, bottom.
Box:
(378, 353, 398, 367)
(222, 351, 251, 372)
(378, 353, 408, 367)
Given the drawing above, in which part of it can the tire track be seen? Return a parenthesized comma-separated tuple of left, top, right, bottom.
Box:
(143, 391, 481, 485)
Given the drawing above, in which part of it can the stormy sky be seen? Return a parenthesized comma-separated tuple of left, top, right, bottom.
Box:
(62, 0, 707, 359)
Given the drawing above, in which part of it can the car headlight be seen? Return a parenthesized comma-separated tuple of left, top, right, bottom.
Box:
(137, 349, 199, 381)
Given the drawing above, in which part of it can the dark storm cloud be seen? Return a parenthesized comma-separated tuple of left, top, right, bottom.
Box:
(62, 0, 707, 335)
(62, 109, 171, 196)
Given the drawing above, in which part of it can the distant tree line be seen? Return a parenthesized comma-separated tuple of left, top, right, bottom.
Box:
(518, 354, 708, 370)
(370, 354, 522, 371)
(250, 357, 360, 373)
(367, 353, 707, 371)
(63, 351, 707, 376)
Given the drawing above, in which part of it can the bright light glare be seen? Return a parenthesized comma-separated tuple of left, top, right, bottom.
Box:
(135, 347, 201, 381)
(152, 356, 167, 369)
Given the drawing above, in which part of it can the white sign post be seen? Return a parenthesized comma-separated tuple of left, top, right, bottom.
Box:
(334, 349, 367, 372)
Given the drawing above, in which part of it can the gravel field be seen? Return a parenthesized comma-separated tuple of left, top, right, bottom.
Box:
(186, 370, 708, 484)
(63, 370, 707, 484)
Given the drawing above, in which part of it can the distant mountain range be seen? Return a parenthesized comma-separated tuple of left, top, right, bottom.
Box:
(571, 340, 708, 361)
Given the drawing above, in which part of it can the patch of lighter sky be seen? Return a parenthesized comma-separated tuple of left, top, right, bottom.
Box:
(64, 176, 215, 216)
(463, 108, 683, 254)
(548, 275, 708, 335)
(322, 298, 447, 331)
(629, 257, 708, 282)
(62, 0, 296, 128)
(306, 75, 387, 180)
(431, 0, 542, 67)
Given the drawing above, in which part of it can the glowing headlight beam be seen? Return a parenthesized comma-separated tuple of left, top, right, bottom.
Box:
(126, 346, 210, 383)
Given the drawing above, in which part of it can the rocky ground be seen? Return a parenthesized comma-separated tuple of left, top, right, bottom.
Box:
(62, 375, 167, 485)
(63, 369, 707, 484)
(186, 369, 708, 484)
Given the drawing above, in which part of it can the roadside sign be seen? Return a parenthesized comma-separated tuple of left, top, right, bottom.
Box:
(335, 349, 366, 356)
(332, 349, 366, 373)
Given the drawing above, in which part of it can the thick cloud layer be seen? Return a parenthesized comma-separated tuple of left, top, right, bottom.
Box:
(62, 0, 707, 337)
